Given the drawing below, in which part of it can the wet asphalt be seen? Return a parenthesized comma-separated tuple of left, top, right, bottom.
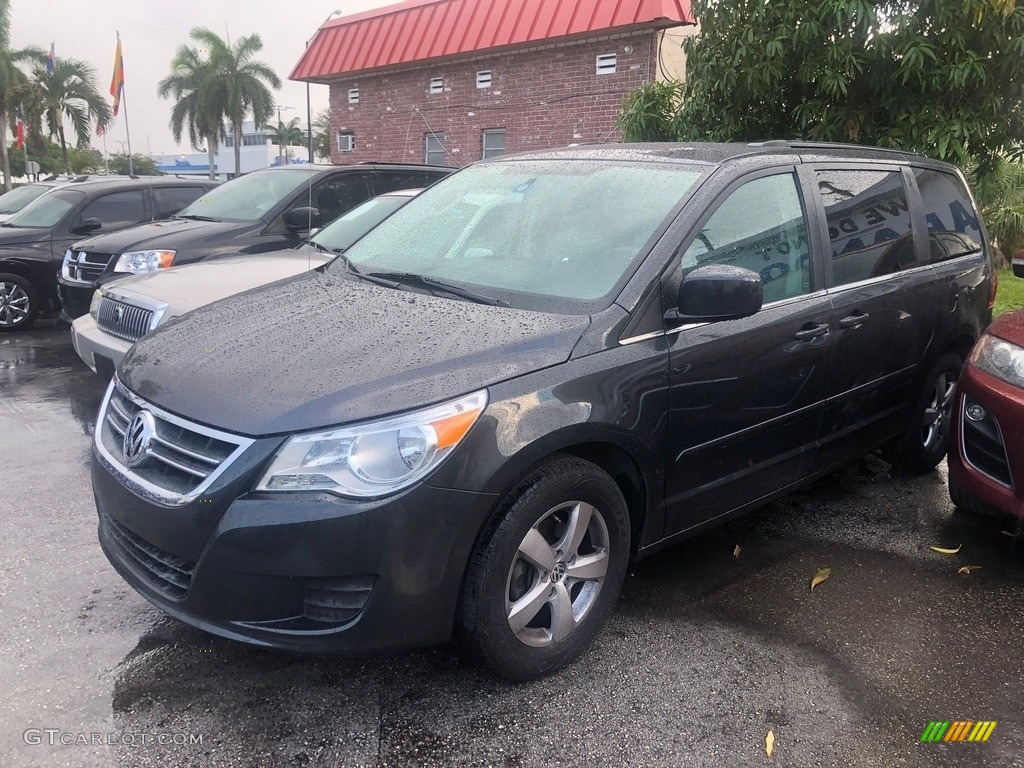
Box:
(1, 321, 1023, 768)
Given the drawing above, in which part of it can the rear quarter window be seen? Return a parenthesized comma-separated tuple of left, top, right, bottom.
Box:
(911, 168, 983, 262)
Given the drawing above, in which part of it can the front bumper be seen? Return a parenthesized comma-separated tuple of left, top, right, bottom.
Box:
(71, 314, 131, 374)
(948, 363, 1024, 519)
(92, 449, 498, 653)
(57, 275, 95, 320)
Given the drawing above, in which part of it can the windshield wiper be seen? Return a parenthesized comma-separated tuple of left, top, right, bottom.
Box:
(365, 271, 509, 306)
(331, 254, 403, 289)
(173, 213, 219, 222)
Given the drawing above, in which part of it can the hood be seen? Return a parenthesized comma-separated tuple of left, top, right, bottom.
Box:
(989, 310, 1024, 346)
(107, 248, 332, 320)
(119, 271, 589, 436)
(74, 217, 257, 256)
(0, 224, 50, 246)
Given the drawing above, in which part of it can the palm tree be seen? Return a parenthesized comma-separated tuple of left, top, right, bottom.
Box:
(29, 58, 111, 175)
(273, 116, 303, 165)
(190, 28, 280, 177)
(0, 0, 44, 190)
(157, 44, 224, 181)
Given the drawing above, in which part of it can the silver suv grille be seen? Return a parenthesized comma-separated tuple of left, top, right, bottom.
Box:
(62, 250, 112, 284)
(95, 379, 254, 507)
(96, 297, 154, 342)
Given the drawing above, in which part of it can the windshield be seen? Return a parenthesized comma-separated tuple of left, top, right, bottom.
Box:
(0, 183, 52, 214)
(5, 188, 84, 228)
(175, 169, 317, 222)
(330, 160, 703, 310)
(310, 194, 413, 252)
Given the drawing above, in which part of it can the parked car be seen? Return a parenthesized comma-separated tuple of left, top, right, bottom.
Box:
(91, 142, 994, 680)
(58, 163, 452, 320)
(72, 190, 422, 377)
(948, 310, 1024, 520)
(0, 177, 217, 331)
(0, 175, 134, 223)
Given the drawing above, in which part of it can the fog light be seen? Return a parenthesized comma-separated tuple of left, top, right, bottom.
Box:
(965, 402, 987, 422)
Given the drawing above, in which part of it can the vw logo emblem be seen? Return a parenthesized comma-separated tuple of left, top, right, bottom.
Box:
(123, 410, 157, 468)
(113, 306, 123, 323)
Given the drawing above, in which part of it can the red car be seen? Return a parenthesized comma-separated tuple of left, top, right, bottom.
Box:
(949, 309, 1024, 519)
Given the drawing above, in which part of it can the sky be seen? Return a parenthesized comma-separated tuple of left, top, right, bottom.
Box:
(11, 0, 402, 157)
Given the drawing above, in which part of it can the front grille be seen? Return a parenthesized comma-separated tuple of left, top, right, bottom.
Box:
(96, 297, 154, 342)
(62, 250, 113, 284)
(100, 510, 195, 599)
(96, 379, 254, 506)
(961, 395, 1013, 488)
(303, 576, 376, 624)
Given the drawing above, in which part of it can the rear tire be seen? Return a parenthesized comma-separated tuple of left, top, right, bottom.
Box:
(456, 456, 630, 681)
(882, 352, 963, 474)
(0, 273, 39, 332)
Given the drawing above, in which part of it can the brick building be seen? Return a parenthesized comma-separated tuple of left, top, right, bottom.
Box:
(291, 0, 695, 167)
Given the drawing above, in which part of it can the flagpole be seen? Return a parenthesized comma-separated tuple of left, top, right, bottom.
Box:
(102, 131, 109, 175)
(122, 84, 134, 175)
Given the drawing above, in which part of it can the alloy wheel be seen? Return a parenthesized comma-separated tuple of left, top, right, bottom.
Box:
(922, 371, 957, 452)
(504, 500, 610, 648)
(0, 281, 30, 328)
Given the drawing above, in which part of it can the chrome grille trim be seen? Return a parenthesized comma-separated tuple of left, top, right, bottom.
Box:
(61, 249, 112, 285)
(95, 378, 255, 508)
(97, 297, 154, 342)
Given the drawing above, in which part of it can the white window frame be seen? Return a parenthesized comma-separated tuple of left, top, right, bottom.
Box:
(429, 76, 444, 94)
(482, 129, 506, 159)
(596, 53, 617, 75)
(476, 70, 492, 89)
(337, 131, 355, 152)
(348, 88, 360, 105)
(424, 132, 446, 165)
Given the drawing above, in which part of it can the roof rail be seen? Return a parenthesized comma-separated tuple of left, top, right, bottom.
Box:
(356, 160, 441, 167)
(748, 140, 924, 158)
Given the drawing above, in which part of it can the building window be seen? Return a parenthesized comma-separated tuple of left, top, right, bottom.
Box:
(596, 53, 617, 75)
(337, 131, 355, 152)
(476, 70, 492, 89)
(429, 76, 444, 94)
(424, 133, 446, 166)
(482, 129, 506, 159)
(348, 88, 360, 105)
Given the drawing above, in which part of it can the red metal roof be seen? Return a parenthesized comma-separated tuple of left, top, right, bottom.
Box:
(291, 0, 695, 82)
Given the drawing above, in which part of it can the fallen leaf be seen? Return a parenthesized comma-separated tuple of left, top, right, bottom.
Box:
(929, 544, 962, 555)
(733, 544, 741, 559)
(765, 729, 775, 758)
(810, 567, 831, 591)
(957, 565, 983, 575)
(1000, 530, 1018, 538)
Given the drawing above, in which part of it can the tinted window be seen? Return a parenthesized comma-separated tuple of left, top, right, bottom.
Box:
(680, 173, 810, 304)
(333, 160, 704, 309)
(311, 194, 413, 252)
(817, 170, 914, 285)
(912, 168, 983, 262)
(79, 190, 147, 231)
(6, 188, 84, 228)
(153, 186, 206, 219)
(177, 170, 318, 222)
(377, 170, 448, 193)
(302, 173, 374, 226)
(0, 183, 52, 214)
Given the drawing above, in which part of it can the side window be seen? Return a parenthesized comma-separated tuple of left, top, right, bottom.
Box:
(816, 169, 914, 285)
(680, 173, 810, 304)
(308, 174, 374, 225)
(78, 190, 147, 231)
(912, 168, 983, 263)
(377, 170, 446, 193)
(153, 187, 205, 220)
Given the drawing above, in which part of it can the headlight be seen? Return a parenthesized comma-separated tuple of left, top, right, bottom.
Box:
(971, 334, 1024, 389)
(256, 390, 488, 497)
(114, 250, 176, 274)
(88, 289, 102, 319)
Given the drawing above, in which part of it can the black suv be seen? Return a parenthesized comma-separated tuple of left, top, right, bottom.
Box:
(92, 143, 993, 680)
(58, 163, 451, 319)
(0, 177, 216, 331)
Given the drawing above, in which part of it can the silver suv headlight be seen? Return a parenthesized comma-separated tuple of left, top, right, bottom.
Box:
(114, 250, 176, 274)
(256, 390, 488, 497)
(971, 334, 1024, 390)
(88, 289, 102, 319)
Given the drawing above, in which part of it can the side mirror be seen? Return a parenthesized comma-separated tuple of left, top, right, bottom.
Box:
(284, 207, 320, 231)
(671, 264, 763, 323)
(71, 217, 102, 235)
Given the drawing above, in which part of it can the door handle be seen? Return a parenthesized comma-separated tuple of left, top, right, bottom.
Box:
(839, 312, 869, 329)
(794, 322, 830, 341)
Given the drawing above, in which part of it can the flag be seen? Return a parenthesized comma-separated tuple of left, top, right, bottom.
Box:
(46, 43, 55, 75)
(14, 108, 24, 150)
(109, 34, 124, 117)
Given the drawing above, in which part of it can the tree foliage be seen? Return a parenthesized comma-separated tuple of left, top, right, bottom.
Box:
(312, 108, 331, 160)
(107, 152, 161, 176)
(158, 42, 225, 181)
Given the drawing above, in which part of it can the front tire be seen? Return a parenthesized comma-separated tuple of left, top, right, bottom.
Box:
(0, 273, 38, 332)
(456, 456, 630, 681)
(883, 352, 963, 473)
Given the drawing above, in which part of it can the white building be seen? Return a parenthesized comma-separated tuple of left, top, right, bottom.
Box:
(152, 121, 313, 180)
